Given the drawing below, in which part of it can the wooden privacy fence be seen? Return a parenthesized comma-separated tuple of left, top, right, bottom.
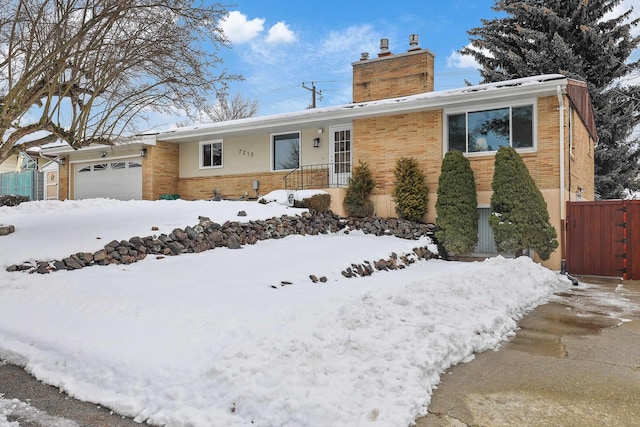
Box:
(566, 200, 640, 280)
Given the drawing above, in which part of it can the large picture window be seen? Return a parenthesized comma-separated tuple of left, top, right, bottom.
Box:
(272, 132, 300, 171)
(200, 140, 223, 168)
(447, 104, 534, 153)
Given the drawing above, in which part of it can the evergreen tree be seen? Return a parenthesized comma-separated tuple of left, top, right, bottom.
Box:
(490, 147, 558, 260)
(435, 151, 479, 255)
(461, 0, 640, 198)
(343, 161, 376, 217)
(392, 157, 429, 221)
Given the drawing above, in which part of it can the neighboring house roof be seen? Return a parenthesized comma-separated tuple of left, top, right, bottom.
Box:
(41, 134, 157, 156)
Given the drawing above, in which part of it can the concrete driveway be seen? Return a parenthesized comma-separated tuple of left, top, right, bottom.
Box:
(414, 277, 640, 427)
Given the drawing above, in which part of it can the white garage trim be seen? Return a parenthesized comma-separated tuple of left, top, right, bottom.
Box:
(74, 159, 142, 200)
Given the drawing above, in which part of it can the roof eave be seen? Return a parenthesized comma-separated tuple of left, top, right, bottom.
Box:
(158, 76, 570, 142)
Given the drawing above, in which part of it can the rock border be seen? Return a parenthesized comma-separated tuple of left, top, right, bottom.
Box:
(6, 211, 439, 274)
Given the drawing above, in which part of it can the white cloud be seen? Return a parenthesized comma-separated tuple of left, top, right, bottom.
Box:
(265, 22, 296, 44)
(220, 11, 264, 44)
(320, 24, 377, 56)
(446, 48, 480, 69)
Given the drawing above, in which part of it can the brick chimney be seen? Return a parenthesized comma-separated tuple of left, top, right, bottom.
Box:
(352, 34, 435, 103)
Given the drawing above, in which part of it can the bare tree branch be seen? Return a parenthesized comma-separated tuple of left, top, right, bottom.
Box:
(0, 0, 240, 163)
(204, 92, 259, 122)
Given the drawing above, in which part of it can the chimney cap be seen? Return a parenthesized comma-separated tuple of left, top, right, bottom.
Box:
(408, 34, 420, 51)
(378, 38, 392, 57)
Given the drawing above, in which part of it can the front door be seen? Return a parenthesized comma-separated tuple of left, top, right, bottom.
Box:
(45, 170, 59, 200)
(329, 124, 352, 186)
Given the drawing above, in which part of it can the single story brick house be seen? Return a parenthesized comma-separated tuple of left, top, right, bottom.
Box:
(42, 35, 598, 270)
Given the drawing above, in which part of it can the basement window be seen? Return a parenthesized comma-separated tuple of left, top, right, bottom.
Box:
(200, 140, 223, 169)
(446, 103, 535, 154)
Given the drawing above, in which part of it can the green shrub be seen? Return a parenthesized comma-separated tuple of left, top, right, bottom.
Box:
(489, 147, 559, 260)
(392, 157, 429, 221)
(343, 161, 376, 217)
(435, 151, 478, 255)
(294, 193, 331, 212)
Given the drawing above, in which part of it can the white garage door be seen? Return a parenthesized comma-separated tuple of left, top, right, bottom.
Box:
(75, 160, 143, 200)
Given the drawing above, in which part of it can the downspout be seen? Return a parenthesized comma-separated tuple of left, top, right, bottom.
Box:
(557, 85, 578, 285)
(38, 151, 62, 165)
(557, 85, 565, 221)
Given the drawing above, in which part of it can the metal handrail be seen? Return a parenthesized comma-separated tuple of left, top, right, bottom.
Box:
(283, 162, 352, 190)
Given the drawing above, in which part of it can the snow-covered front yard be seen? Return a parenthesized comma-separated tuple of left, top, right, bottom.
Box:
(0, 198, 568, 426)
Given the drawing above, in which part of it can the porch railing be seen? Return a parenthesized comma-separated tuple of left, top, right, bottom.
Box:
(283, 162, 351, 190)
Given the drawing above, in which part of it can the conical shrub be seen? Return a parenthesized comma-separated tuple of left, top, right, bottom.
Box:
(489, 147, 558, 260)
(392, 157, 429, 221)
(435, 150, 478, 255)
(343, 161, 376, 217)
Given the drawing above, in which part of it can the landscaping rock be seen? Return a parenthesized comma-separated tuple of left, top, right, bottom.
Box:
(0, 224, 15, 236)
(227, 235, 242, 249)
(6, 210, 440, 274)
(63, 257, 83, 270)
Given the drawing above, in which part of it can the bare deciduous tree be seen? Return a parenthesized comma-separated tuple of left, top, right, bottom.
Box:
(0, 0, 239, 163)
(205, 92, 259, 122)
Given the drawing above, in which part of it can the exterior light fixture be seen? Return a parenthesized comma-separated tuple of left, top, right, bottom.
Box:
(313, 138, 320, 148)
(58, 157, 66, 166)
(100, 151, 107, 158)
(140, 148, 147, 158)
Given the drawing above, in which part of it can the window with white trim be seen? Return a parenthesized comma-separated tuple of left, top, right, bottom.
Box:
(200, 140, 223, 169)
(446, 104, 535, 153)
(272, 132, 300, 171)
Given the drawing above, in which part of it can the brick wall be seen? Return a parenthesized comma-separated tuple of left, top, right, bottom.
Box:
(58, 160, 69, 200)
(534, 95, 562, 190)
(445, 96, 566, 195)
(143, 142, 179, 200)
(352, 95, 588, 209)
(352, 48, 435, 103)
(177, 171, 289, 200)
(352, 100, 566, 195)
(353, 110, 442, 196)
(569, 106, 595, 200)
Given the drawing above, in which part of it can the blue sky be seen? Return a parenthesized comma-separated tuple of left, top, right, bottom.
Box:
(214, 0, 500, 117)
(176, 0, 638, 125)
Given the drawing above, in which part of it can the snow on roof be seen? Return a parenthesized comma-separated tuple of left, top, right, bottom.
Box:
(158, 74, 568, 140)
(42, 73, 571, 151)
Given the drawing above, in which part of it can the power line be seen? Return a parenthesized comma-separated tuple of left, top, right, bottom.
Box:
(301, 82, 323, 109)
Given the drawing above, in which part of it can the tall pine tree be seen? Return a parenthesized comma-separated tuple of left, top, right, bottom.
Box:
(461, 0, 640, 198)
